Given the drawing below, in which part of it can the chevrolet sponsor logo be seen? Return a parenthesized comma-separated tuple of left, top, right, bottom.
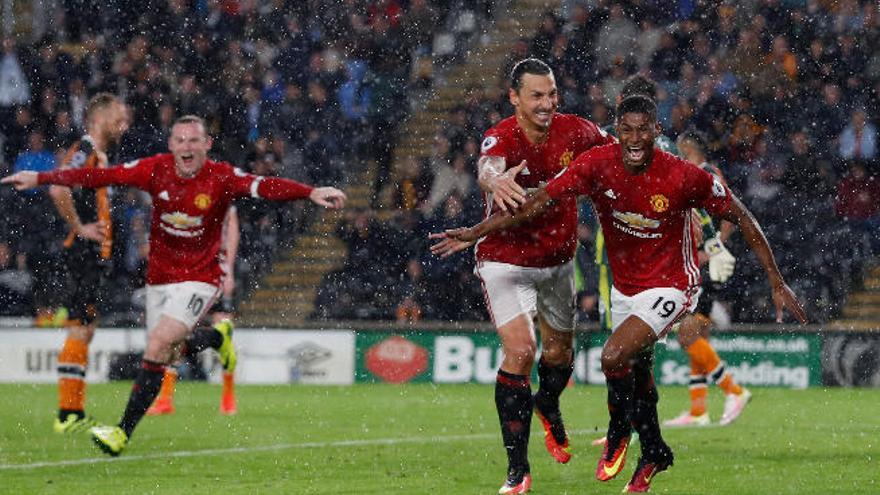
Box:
(612, 210, 660, 229)
(160, 211, 203, 229)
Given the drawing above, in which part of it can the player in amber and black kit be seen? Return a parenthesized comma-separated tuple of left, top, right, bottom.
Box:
(48, 93, 130, 435)
(432, 95, 807, 493)
(4, 115, 347, 456)
(433, 58, 614, 494)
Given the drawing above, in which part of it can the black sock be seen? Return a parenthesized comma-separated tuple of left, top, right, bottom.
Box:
(59, 409, 84, 421)
(604, 366, 634, 451)
(632, 352, 672, 464)
(495, 370, 533, 476)
(118, 360, 165, 437)
(534, 357, 573, 443)
(183, 326, 223, 355)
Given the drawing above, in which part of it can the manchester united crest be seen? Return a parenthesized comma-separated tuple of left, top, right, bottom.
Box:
(559, 150, 574, 168)
(650, 194, 669, 213)
(194, 193, 212, 210)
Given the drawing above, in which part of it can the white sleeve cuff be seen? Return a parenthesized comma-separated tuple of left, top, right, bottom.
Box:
(250, 176, 263, 198)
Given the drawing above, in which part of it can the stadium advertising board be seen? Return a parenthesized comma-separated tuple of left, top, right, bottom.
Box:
(232, 329, 355, 385)
(355, 331, 822, 387)
(0, 328, 356, 385)
(580, 332, 821, 388)
(822, 333, 880, 386)
(356, 333, 503, 383)
(0, 328, 147, 383)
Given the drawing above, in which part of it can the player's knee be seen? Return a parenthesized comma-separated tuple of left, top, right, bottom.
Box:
(144, 334, 177, 364)
(541, 343, 572, 365)
(678, 322, 699, 347)
(504, 342, 537, 369)
(68, 324, 96, 343)
(601, 346, 630, 374)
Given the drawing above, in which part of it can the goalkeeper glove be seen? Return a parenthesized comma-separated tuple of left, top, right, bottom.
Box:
(704, 236, 736, 283)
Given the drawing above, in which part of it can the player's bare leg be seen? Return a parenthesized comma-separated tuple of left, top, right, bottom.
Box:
(496, 314, 536, 493)
(55, 323, 99, 433)
(669, 313, 750, 427)
(91, 316, 190, 456)
(600, 316, 673, 490)
(596, 316, 658, 482)
(534, 315, 574, 464)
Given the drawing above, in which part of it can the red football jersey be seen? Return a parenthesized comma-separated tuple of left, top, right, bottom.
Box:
(545, 144, 732, 296)
(476, 113, 613, 267)
(39, 154, 313, 285)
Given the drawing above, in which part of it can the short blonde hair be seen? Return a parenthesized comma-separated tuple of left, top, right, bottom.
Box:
(86, 92, 122, 124)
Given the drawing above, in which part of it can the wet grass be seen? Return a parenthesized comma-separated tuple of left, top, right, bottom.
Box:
(0, 383, 877, 494)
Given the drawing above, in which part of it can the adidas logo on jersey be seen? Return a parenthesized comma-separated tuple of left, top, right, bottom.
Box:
(520, 166, 531, 176)
(158, 190, 170, 201)
(605, 189, 618, 200)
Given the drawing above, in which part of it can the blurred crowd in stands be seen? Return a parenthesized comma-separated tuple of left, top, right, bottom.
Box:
(1, 0, 878, 326)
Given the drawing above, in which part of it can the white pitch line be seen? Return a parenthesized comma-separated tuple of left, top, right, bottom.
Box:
(0, 429, 601, 471)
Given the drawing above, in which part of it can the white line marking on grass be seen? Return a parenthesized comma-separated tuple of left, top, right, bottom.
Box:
(0, 429, 602, 471)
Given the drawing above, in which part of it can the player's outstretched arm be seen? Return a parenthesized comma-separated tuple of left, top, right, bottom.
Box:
(1, 171, 39, 190)
(719, 194, 808, 324)
(309, 187, 347, 209)
(429, 188, 552, 258)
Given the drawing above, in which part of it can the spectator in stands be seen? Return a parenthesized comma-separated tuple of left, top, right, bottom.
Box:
(594, 4, 638, 71)
(422, 153, 475, 215)
(531, 11, 560, 61)
(402, 0, 439, 56)
(14, 131, 56, 177)
(782, 130, 835, 198)
(393, 157, 432, 210)
(3, 107, 34, 167)
(421, 194, 482, 320)
(395, 259, 427, 324)
(835, 161, 880, 255)
(839, 109, 878, 161)
(0, 241, 34, 316)
(0, 38, 32, 121)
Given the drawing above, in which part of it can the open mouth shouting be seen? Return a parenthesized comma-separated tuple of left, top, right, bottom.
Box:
(624, 144, 647, 165)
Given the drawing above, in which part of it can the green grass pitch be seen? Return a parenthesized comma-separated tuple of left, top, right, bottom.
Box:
(0, 383, 877, 494)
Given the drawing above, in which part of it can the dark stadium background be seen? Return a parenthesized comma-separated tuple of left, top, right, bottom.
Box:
(0, 0, 877, 331)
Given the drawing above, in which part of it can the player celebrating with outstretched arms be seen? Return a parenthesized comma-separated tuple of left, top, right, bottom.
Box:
(451, 58, 613, 494)
(3, 115, 346, 456)
(432, 95, 807, 493)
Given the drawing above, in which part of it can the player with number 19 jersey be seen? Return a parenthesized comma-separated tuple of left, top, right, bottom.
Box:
(545, 144, 732, 297)
(37, 153, 313, 287)
(476, 113, 614, 267)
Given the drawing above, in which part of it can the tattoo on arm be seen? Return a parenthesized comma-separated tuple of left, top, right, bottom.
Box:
(477, 155, 506, 190)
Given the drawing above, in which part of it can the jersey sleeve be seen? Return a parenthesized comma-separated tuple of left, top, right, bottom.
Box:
(59, 140, 96, 170)
(579, 117, 617, 148)
(479, 129, 512, 161)
(544, 149, 598, 200)
(39, 155, 156, 190)
(681, 159, 732, 215)
(227, 167, 314, 200)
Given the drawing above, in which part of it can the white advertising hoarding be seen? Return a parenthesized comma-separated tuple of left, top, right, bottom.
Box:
(0, 328, 355, 385)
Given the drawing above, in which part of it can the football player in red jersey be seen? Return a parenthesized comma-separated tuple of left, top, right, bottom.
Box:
(438, 58, 614, 494)
(432, 95, 807, 493)
(147, 205, 240, 417)
(4, 115, 346, 456)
